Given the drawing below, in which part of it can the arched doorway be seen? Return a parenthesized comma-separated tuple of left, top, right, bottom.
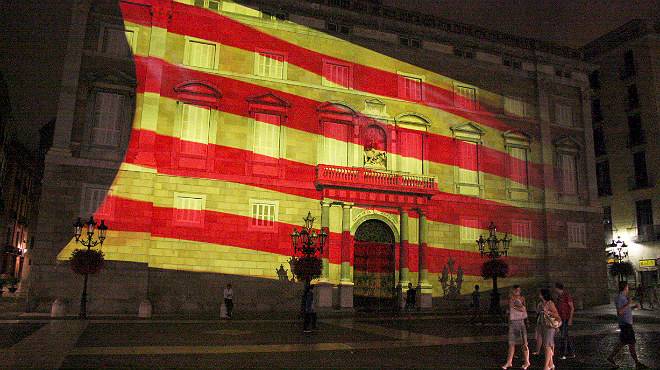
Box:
(353, 219, 396, 310)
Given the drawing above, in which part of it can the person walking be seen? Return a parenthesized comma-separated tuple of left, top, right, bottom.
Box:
(501, 285, 530, 370)
(470, 284, 483, 325)
(607, 281, 648, 369)
(531, 298, 544, 356)
(554, 282, 575, 360)
(540, 288, 560, 370)
(303, 285, 317, 333)
(405, 282, 416, 312)
(223, 283, 234, 319)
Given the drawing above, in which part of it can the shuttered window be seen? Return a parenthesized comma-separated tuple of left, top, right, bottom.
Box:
(81, 185, 112, 219)
(512, 220, 531, 246)
(559, 153, 577, 194)
(101, 27, 135, 57)
(567, 222, 586, 247)
(255, 52, 285, 79)
(250, 201, 278, 228)
(455, 85, 477, 110)
(460, 218, 480, 243)
(399, 76, 422, 101)
(185, 40, 216, 69)
(180, 103, 210, 157)
(323, 122, 349, 166)
(174, 195, 204, 225)
(253, 113, 280, 158)
(508, 147, 528, 189)
(458, 141, 479, 184)
(93, 92, 123, 147)
(555, 103, 573, 127)
(504, 97, 525, 116)
(398, 130, 423, 173)
(322, 62, 351, 89)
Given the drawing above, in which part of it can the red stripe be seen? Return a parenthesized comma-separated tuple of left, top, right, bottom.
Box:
(132, 56, 545, 189)
(100, 195, 533, 276)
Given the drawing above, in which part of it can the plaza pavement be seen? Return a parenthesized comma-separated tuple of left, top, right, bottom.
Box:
(0, 306, 659, 369)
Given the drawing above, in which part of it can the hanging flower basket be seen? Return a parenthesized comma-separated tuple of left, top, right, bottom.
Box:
(481, 259, 509, 280)
(290, 256, 322, 282)
(70, 249, 105, 275)
(609, 261, 634, 278)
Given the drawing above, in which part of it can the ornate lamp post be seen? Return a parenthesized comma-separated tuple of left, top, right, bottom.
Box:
(607, 236, 631, 282)
(608, 236, 629, 263)
(290, 212, 327, 286)
(476, 221, 511, 315)
(72, 216, 108, 319)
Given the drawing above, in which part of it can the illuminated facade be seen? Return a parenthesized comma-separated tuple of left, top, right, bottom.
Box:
(584, 19, 660, 290)
(27, 0, 606, 314)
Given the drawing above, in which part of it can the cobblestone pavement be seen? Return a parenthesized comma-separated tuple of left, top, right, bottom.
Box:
(1, 306, 659, 369)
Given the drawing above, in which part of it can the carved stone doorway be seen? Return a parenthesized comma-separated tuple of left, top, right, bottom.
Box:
(353, 219, 396, 311)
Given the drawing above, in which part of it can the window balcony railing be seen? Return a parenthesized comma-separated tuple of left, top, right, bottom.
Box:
(315, 164, 438, 195)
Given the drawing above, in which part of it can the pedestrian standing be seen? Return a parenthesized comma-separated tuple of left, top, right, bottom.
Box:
(540, 288, 560, 370)
(405, 282, 416, 312)
(223, 283, 234, 318)
(501, 285, 530, 370)
(607, 281, 648, 369)
(531, 299, 544, 356)
(470, 284, 483, 324)
(554, 282, 575, 360)
(303, 285, 317, 333)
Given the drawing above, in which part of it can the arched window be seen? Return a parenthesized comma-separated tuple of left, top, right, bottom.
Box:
(395, 113, 430, 174)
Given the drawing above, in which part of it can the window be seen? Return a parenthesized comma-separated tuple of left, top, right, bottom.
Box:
(622, 50, 635, 78)
(250, 200, 278, 228)
(458, 141, 479, 185)
(632, 151, 649, 188)
(255, 51, 285, 79)
(80, 185, 113, 220)
(589, 70, 600, 89)
(329, 0, 351, 8)
(460, 218, 480, 243)
(567, 222, 586, 248)
(194, 0, 221, 11)
(326, 22, 351, 35)
(92, 92, 124, 147)
(626, 84, 639, 110)
(253, 113, 281, 158)
(398, 130, 423, 174)
(322, 121, 349, 166)
(322, 61, 351, 89)
(555, 103, 573, 126)
(398, 75, 423, 101)
(603, 206, 613, 241)
(100, 26, 135, 57)
(635, 199, 653, 239)
(454, 48, 474, 59)
(558, 153, 577, 194)
(502, 56, 522, 70)
(184, 39, 217, 69)
(179, 103, 210, 157)
(455, 85, 477, 110)
(504, 97, 525, 117)
(591, 99, 603, 122)
(508, 147, 528, 190)
(512, 220, 531, 246)
(261, 9, 288, 20)
(593, 126, 606, 157)
(399, 36, 421, 48)
(627, 114, 644, 146)
(596, 161, 612, 196)
(174, 194, 204, 225)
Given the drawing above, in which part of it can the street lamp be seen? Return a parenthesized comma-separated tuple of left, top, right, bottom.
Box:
(290, 212, 327, 286)
(476, 221, 511, 316)
(607, 236, 628, 263)
(72, 216, 108, 319)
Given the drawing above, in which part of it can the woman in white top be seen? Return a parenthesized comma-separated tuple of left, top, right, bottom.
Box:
(502, 285, 530, 370)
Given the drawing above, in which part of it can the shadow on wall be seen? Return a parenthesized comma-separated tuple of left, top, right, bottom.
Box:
(28, 261, 304, 315)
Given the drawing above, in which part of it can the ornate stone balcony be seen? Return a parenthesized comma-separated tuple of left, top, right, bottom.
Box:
(315, 164, 438, 196)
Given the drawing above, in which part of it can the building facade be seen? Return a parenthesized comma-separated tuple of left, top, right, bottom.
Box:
(28, 0, 605, 314)
(583, 19, 660, 291)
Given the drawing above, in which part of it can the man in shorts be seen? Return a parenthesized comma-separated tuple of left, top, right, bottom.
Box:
(607, 281, 648, 369)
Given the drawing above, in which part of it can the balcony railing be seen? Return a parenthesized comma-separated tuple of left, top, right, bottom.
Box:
(316, 164, 438, 195)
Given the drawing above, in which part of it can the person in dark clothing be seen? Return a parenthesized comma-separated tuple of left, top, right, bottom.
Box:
(470, 284, 483, 324)
(303, 285, 317, 333)
(405, 283, 416, 311)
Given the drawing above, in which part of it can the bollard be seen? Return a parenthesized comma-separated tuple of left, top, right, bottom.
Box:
(50, 299, 66, 318)
(220, 302, 228, 319)
(138, 299, 152, 318)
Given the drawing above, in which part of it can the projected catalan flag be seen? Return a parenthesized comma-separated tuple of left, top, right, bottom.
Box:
(53, 0, 592, 308)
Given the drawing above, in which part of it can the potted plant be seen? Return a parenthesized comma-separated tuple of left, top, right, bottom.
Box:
(70, 249, 105, 275)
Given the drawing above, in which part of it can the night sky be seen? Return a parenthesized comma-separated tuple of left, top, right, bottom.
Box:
(0, 0, 655, 150)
